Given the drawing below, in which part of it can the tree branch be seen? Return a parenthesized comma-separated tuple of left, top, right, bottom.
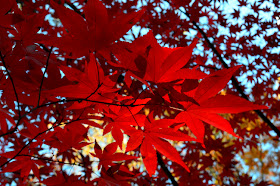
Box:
(18, 154, 84, 166)
(176, 7, 280, 137)
(85, 83, 103, 100)
(0, 51, 21, 118)
(0, 81, 169, 138)
(157, 152, 178, 186)
(37, 46, 53, 106)
(0, 116, 66, 168)
(64, 1, 84, 17)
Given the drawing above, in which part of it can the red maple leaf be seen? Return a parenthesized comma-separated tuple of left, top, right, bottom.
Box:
(49, 0, 145, 57)
(176, 66, 268, 144)
(105, 31, 199, 83)
(45, 53, 116, 103)
(125, 114, 196, 176)
(91, 141, 137, 170)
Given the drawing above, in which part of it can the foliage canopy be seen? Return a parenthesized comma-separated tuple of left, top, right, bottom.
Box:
(0, 0, 279, 185)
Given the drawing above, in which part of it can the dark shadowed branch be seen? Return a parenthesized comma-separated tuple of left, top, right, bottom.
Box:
(0, 51, 21, 118)
(37, 46, 53, 106)
(173, 6, 280, 138)
(157, 152, 179, 186)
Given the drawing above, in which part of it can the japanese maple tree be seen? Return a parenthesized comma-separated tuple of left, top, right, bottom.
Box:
(0, 0, 279, 185)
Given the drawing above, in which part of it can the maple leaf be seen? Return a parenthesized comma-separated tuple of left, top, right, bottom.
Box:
(45, 53, 116, 103)
(0, 108, 16, 134)
(103, 99, 150, 149)
(0, 0, 23, 29)
(104, 30, 199, 83)
(43, 121, 90, 154)
(0, 0, 279, 184)
(43, 171, 89, 186)
(91, 141, 137, 170)
(125, 114, 196, 176)
(232, 9, 240, 19)
(19, 119, 49, 141)
(49, 0, 145, 57)
(1, 156, 42, 179)
(94, 164, 138, 185)
(10, 12, 48, 47)
(238, 0, 248, 6)
(176, 66, 268, 144)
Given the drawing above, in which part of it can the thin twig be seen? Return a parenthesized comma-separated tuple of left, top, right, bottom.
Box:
(38, 46, 53, 106)
(18, 154, 84, 166)
(0, 51, 21, 118)
(64, 1, 84, 17)
(38, 43, 51, 53)
(175, 6, 280, 137)
(0, 117, 68, 168)
(157, 152, 178, 186)
(85, 83, 103, 100)
(0, 84, 183, 138)
(126, 106, 140, 127)
(0, 114, 101, 169)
